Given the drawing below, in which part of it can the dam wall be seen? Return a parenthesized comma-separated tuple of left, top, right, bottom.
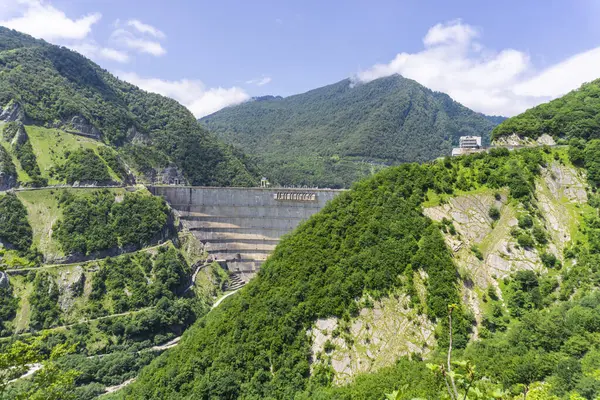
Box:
(149, 186, 343, 282)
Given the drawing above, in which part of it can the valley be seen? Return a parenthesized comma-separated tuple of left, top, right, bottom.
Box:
(2, 17, 600, 400)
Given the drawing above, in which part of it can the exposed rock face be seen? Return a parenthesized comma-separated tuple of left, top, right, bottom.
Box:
(0, 101, 24, 122)
(10, 123, 28, 149)
(129, 126, 152, 145)
(424, 192, 543, 289)
(159, 166, 187, 185)
(57, 266, 85, 312)
(0, 271, 9, 289)
(423, 162, 588, 335)
(60, 115, 101, 139)
(309, 293, 435, 384)
(493, 133, 556, 147)
(535, 161, 588, 255)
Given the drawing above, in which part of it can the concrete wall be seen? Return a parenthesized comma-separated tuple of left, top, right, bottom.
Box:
(150, 186, 343, 281)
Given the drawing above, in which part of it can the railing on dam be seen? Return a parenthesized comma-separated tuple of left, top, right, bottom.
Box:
(148, 186, 345, 282)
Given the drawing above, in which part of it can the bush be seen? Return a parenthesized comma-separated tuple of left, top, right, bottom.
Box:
(541, 252, 558, 268)
(488, 206, 500, 221)
(532, 225, 548, 245)
(517, 232, 535, 249)
(518, 214, 534, 229)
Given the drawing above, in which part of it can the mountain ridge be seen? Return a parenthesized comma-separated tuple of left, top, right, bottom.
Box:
(0, 26, 259, 187)
(201, 74, 504, 187)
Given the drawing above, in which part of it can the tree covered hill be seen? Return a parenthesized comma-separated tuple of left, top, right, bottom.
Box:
(118, 142, 600, 399)
(0, 27, 259, 187)
(201, 75, 503, 188)
(492, 78, 600, 142)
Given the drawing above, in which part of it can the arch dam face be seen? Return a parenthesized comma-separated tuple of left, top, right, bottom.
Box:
(149, 186, 344, 282)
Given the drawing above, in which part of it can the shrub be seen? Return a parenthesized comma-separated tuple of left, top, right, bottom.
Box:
(518, 214, 534, 229)
(541, 252, 558, 268)
(488, 206, 501, 221)
(517, 232, 535, 249)
(533, 225, 548, 245)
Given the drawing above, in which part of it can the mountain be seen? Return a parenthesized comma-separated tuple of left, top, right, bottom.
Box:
(0, 27, 259, 187)
(492, 78, 600, 142)
(118, 141, 600, 399)
(201, 75, 502, 188)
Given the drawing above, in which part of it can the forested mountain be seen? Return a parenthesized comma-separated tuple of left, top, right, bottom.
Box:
(0, 27, 259, 187)
(492, 78, 600, 142)
(118, 140, 600, 399)
(201, 75, 502, 187)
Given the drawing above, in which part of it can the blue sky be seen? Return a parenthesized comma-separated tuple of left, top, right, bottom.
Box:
(1, 0, 599, 117)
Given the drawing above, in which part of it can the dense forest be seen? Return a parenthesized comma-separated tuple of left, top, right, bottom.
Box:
(0, 244, 214, 400)
(109, 142, 600, 400)
(0, 27, 259, 187)
(492, 78, 600, 141)
(53, 190, 171, 255)
(0, 193, 32, 252)
(201, 75, 503, 188)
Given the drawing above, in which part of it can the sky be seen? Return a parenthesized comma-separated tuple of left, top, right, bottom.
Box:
(1, 0, 600, 118)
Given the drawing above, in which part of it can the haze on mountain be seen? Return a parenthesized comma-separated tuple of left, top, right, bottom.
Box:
(201, 75, 504, 188)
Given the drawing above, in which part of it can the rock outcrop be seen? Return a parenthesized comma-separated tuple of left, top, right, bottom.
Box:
(0, 101, 24, 122)
(493, 133, 556, 147)
(0, 271, 9, 289)
(9, 123, 28, 149)
(57, 266, 85, 312)
(309, 293, 435, 384)
(56, 115, 101, 139)
(159, 166, 187, 185)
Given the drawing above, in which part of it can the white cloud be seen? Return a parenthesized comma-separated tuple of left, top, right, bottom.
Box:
(0, 0, 100, 41)
(117, 72, 250, 118)
(356, 20, 600, 116)
(111, 23, 166, 56)
(246, 76, 272, 86)
(70, 42, 129, 63)
(127, 19, 165, 38)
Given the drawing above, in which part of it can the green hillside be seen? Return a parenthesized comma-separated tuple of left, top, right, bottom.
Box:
(0, 27, 258, 187)
(114, 143, 600, 399)
(201, 75, 502, 188)
(492, 78, 600, 142)
(0, 186, 234, 399)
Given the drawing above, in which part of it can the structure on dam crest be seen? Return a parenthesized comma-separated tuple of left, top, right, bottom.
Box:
(149, 186, 343, 282)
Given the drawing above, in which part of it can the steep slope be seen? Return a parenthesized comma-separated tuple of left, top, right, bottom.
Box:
(492, 78, 600, 143)
(0, 27, 258, 187)
(118, 145, 600, 399)
(201, 75, 502, 187)
(0, 186, 234, 398)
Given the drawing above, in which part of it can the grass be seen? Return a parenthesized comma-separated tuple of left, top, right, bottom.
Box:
(15, 188, 126, 259)
(11, 275, 34, 333)
(25, 125, 122, 183)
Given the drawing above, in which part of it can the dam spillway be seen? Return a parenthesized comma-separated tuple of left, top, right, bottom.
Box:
(149, 186, 343, 282)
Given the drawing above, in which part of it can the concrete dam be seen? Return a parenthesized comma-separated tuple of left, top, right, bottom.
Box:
(149, 186, 343, 282)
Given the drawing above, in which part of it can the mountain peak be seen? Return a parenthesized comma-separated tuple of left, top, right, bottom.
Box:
(201, 74, 502, 188)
